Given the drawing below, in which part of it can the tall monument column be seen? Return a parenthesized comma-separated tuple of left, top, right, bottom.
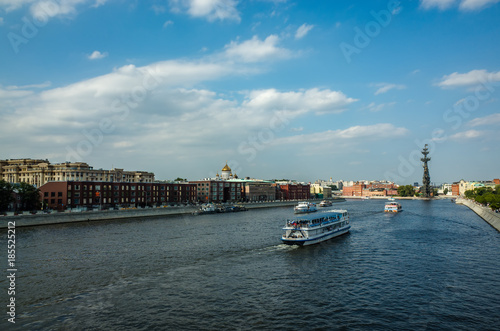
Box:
(421, 144, 432, 198)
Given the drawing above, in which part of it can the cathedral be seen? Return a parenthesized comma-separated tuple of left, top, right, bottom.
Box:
(216, 162, 238, 180)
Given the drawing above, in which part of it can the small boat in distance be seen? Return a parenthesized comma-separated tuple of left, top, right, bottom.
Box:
(319, 200, 333, 207)
(192, 203, 216, 215)
(294, 201, 317, 214)
(384, 201, 402, 213)
(281, 210, 350, 246)
(388, 197, 396, 201)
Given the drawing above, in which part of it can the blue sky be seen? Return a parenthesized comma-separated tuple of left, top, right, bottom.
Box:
(1, 0, 499, 184)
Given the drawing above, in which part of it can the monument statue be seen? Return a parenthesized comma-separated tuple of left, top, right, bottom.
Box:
(421, 144, 432, 198)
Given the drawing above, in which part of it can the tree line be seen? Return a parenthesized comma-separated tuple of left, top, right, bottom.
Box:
(464, 185, 500, 211)
(396, 185, 438, 197)
(0, 180, 41, 213)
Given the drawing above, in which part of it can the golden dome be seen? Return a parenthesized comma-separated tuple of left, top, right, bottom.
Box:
(222, 163, 231, 172)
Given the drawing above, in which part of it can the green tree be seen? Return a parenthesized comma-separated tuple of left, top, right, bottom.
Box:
(464, 190, 474, 199)
(475, 195, 486, 205)
(494, 185, 500, 195)
(0, 180, 14, 212)
(397, 185, 415, 197)
(17, 182, 41, 211)
(444, 188, 448, 195)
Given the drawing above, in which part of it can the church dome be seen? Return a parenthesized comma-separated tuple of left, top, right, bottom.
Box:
(222, 163, 231, 172)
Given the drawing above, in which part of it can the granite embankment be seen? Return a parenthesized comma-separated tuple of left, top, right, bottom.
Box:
(456, 197, 500, 232)
(0, 199, 345, 229)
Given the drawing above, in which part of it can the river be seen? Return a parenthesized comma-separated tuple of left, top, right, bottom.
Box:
(1, 199, 500, 330)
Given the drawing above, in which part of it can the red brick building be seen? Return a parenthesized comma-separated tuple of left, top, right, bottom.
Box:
(40, 181, 197, 210)
(342, 182, 365, 196)
(275, 183, 310, 200)
(343, 182, 398, 197)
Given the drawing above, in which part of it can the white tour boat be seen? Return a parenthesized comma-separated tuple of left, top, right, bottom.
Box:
(282, 210, 350, 246)
(294, 201, 317, 214)
(384, 201, 402, 213)
(319, 200, 333, 207)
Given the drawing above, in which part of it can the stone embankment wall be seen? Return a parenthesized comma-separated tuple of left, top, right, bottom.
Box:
(456, 198, 500, 232)
(0, 198, 345, 229)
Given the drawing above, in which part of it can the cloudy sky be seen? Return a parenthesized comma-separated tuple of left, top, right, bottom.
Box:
(1, 0, 499, 184)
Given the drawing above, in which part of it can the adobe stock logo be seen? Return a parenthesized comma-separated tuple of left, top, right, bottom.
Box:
(340, 1, 402, 64)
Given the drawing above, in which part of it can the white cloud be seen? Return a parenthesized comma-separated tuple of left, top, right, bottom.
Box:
(367, 102, 396, 112)
(91, 0, 108, 8)
(88, 50, 108, 60)
(0, 37, 359, 164)
(6, 81, 51, 90)
(0, 0, 35, 12)
(0, 0, 109, 21)
(420, 0, 500, 10)
(224, 35, 292, 63)
(169, 0, 240, 22)
(0, 87, 34, 99)
(295, 23, 314, 39)
(272, 123, 409, 148)
(0, 17, 4, 25)
(449, 129, 485, 140)
(420, 0, 457, 10)
(437, 69, 500, 88)
(30, 0, 88, 21)
(242, 88, 357, 115)
(459, 0, 500, 10)
(163, 20, 174, 28)
(468, 113, 500, 127)
(373, 83, 406, 95)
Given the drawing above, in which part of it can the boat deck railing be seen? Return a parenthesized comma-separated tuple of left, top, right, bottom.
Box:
(285, 217, 346, 229)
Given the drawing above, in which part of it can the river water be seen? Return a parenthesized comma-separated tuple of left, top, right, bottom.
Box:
(2, 199, 500, 330)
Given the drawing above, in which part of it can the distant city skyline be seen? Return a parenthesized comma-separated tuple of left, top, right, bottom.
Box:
(1, 1, 499, 184)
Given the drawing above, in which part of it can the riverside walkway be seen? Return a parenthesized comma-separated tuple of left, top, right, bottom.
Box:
(456, 197, 500, 232)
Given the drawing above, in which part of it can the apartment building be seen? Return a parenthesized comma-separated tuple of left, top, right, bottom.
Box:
(190, 180, 244, 203)
(243, 181, 276, 201)
(0, 159, 155, 187)
(40, 181, 196, 210)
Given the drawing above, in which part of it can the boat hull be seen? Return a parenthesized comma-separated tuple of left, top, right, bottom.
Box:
(281, 226, 350, 246)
